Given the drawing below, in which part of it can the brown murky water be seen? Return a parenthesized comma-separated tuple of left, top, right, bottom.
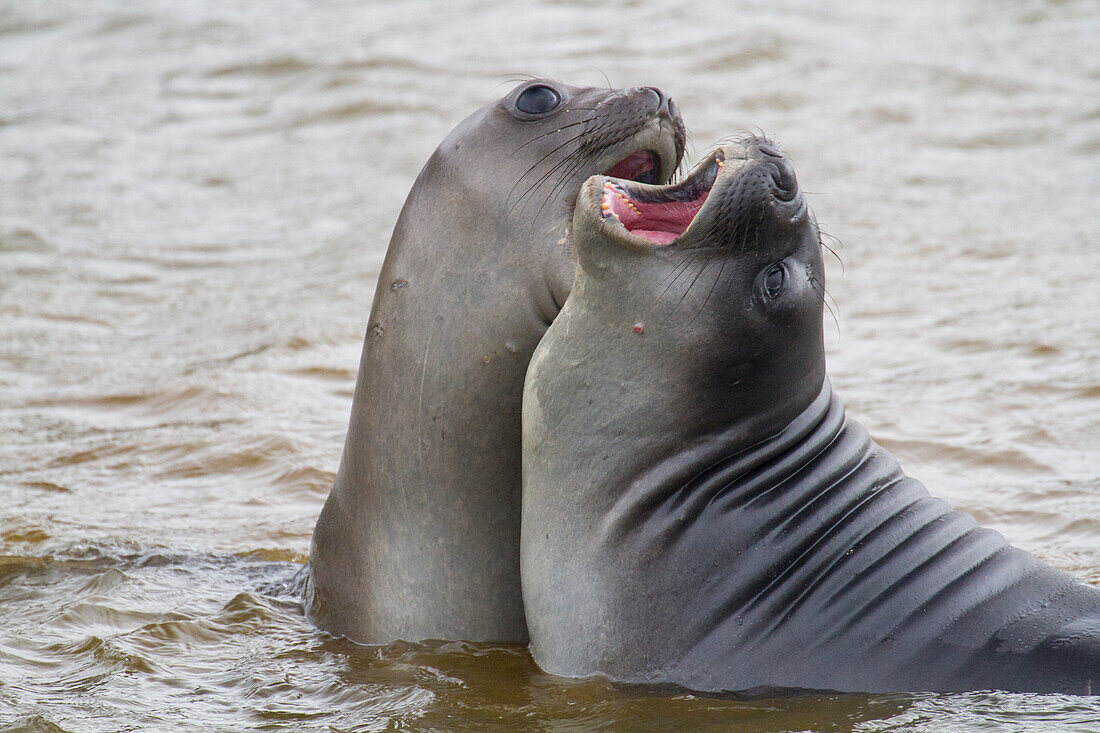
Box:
(2, 1, 1098, 730)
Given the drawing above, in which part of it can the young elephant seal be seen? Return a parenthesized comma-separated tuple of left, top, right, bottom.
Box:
(309, 80, 686, 644)
(521, 136, 1100, 694)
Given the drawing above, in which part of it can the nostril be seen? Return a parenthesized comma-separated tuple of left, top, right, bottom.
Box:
(757, 142, 784, 158)
(667, 98, 680, 120)
(767, 158, 798, 202)
(641, 86, 667, 112)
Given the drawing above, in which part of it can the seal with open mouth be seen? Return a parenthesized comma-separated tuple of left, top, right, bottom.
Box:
(521, 136, 1100, 693)
(309, 79, 686, 644)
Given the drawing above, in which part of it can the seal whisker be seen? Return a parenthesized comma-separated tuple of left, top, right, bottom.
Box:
(511, 116, 602, 154)
(532, 146, 600, 222)
(673, 254, 714, 314)
(509, 117, 603, 195)
(663, 247, 708, 295)
(513, 119, 604, 183)
(594, 67, 613, 92)
(493, 74, 540, 91)
(688, 253, 728, 327)
(658, 253, 696, 291)
(819, 229, 845, 273)
(513, 116, 600, 151)
(507, 132, 597, 213)
(509, 126, 598, 197)
(815, 280, 842, 338)
(508, 143, 592, 217)
(498, 72, 541, 82)
(658, 249, 708, 301)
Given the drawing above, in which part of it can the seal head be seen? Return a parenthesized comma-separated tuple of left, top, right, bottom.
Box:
(562, 137, 824, 441)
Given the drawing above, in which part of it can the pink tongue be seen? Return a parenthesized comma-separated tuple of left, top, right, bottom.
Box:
(605, 151, 658, 180)
(604, 184, 707, 244)
(634, 229, 680, 245)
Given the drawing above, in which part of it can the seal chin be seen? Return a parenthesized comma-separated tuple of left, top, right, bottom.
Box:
(589, 136, 805, 249)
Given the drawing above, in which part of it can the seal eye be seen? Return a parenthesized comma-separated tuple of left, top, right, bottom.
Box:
(516, 85, 561, 115)
(764, 265, 785, 298)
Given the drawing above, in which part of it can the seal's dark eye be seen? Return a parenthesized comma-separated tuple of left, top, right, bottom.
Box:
(516, 85, 561, 115)
(764, 265, 785, 298)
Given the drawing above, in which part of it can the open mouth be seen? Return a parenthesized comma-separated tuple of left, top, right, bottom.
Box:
(603, 150, 662, 185)
(599, 150, 724, 244)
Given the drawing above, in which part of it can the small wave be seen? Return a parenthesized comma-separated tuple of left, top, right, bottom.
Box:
(687, 34, 788, 71)
(240, 547, 309, 564)
(206, 53, 438, 79)
(0, 715, 73, 733)
(286, 365, 357, 381)
(88, 14, 153, 36)
(0, 228, 51, 253)
(1, 525, 51, 543)
(289, 99, 433, 127)
(873, 437, 1056, 476)
(20, 481, 72, 494)
(207, 55, 318, 78)
(254, 558, 310, 597)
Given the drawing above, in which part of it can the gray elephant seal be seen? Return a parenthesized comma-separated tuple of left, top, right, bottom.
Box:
(309, 79, 686, 644)
(521, 136, 1100, 694)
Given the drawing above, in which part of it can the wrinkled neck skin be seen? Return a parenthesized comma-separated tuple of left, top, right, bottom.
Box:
(522, 266, 1100, 695)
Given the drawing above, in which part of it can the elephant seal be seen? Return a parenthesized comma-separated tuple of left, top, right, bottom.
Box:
(521, 136, 1100, 694)
(309, 79, 686, 643)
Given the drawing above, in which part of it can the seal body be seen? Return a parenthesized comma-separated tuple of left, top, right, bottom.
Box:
(310, 80, 685, 643)
(521, 137, 1100, 693)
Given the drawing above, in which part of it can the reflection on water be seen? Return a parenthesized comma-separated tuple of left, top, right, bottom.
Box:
(1, 0, 1097, 730)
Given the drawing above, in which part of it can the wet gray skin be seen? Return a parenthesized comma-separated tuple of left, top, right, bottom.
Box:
(309, 80, 686, 644)
(521, 136, 1100, 694)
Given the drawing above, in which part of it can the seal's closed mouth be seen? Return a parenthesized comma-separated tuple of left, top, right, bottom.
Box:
(599, 151, 724, 244)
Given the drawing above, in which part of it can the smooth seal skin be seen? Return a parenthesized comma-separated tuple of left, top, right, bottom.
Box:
(309, 79, 686, 644)
(521, 136, 1100, 694)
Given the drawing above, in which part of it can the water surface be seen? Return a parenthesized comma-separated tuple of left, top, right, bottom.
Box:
(1, 0, 1098, 730)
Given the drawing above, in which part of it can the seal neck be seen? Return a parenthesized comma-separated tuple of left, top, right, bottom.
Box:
(599, 379, 842, 545)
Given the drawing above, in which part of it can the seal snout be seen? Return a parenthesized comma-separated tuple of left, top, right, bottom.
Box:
(762, 149, 799, 203)
(641, 86, 680, 130)
(716, 136, 800, 205)
(592, 86, 686, 187)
